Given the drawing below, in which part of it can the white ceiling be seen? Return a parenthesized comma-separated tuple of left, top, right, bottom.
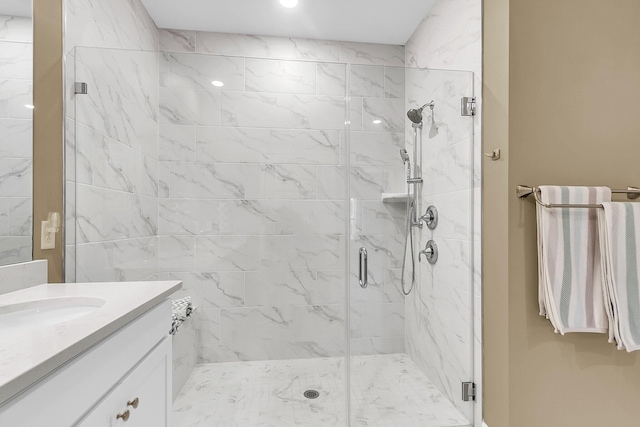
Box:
(141, 0, 436, 45)
(0, 0, 31, 17)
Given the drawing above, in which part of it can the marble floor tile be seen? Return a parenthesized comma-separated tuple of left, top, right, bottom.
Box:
(174, 353, 470, 427)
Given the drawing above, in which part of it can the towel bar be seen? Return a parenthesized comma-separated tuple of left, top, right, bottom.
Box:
(516, 185, 640, 209)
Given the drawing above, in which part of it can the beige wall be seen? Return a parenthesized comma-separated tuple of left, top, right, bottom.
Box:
(484, 0, 640, 426)
(33, 0, 63, 282)
(482, 0, 510, 423)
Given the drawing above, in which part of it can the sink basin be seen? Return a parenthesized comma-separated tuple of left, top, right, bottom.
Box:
(0, 297, 105, 329)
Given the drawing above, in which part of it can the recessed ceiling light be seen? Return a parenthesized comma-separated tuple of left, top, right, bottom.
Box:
(25, 104, 34, 109)
(211, 80, 224, 87)
(372, 119, 382, 124)
(279, 0, 298, 8)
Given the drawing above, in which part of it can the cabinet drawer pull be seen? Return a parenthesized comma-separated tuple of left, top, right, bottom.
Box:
(127, 397, 139, 409)
(116, 409, 130, 422)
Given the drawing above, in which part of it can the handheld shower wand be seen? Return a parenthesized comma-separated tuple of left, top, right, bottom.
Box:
(400, 148, 410, 164)
(400, 149, 411, 179)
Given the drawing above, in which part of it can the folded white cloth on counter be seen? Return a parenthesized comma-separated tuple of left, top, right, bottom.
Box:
(537, 186, 611, 334)
(598, 202, 640, 351)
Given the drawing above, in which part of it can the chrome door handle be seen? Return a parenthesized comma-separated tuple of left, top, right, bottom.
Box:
(359, 247, 368, 288)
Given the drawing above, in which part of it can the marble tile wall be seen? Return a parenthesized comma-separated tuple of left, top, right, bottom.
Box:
(405, 0, 482, 76)
(404, 0, 482, 424)
(158, 29, 406, 362)
(63, 0, 159, 283)
(0, 15, 33, 265)
(71, 47, 160, 283)
(65, 0, 158, 52)
(403, 68, 475, 422)
(159, 30, 405, 66)
(63, 0, 201, 401)
(348, 64, 407, 356)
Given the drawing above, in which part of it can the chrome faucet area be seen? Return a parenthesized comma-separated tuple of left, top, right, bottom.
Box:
(400, 100, 440, 296)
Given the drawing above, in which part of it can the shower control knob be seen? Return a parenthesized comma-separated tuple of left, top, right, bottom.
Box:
(419, 240, 438, 265)
(420, 205, 438, 230)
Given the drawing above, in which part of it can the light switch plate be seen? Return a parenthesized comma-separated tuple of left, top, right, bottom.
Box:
(41, 221, 55, 250)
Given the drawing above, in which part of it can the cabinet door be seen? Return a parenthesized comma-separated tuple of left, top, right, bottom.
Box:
(124, 337, 172, 426)
(76, 337, 172, 427)
(0, 301, 171, 427)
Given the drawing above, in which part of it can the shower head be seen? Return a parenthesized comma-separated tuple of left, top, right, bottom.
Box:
(406, 101, 435, 124)
(400, 149, 410, 164)
(407, 108, 424, 124)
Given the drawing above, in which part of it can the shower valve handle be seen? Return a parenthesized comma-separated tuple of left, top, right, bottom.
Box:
(419, 211, 434, 223)
(419, 246, 433, 260)
(419, 240, 438, 264)
(419, 205, 438, 230)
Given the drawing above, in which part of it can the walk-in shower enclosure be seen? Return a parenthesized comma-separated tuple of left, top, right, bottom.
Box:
(65, 35, 476, 425)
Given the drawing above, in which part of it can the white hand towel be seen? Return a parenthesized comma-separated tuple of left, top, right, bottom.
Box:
(537, 186, 611, 334)
(598, 202, 640, 351)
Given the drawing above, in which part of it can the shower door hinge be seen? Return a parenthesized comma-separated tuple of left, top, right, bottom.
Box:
(74, 82, 88, 95)
(462, 382, 476, 401)
(461, 97, 476, 116)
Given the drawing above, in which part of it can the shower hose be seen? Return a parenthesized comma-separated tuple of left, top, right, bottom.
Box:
(401, 186, 416, 296)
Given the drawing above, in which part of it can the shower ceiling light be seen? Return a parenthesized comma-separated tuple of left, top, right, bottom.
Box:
(211, 80, 224, 87)
(372, 119, 382, 124)
(279, 0, 298, 8)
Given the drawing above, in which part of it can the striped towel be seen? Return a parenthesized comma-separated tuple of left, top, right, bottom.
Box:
(537, 186, 611, 334)
(598, 203, 640, 351)
(170, 296, 195, 335)
(172, 296, 193, 320)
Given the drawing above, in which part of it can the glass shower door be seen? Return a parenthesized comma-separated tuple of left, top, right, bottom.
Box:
(347, 66, 476, 426)
(69, 46, 161, 284)
(72, 47, 353, 426)
(70, 44, 477, 426)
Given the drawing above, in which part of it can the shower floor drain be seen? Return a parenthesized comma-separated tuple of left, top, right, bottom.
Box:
(303, 390, 320, 399)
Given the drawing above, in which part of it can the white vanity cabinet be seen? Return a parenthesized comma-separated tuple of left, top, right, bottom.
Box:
(76, 337, 170, 426)
(0, 300, 173, 427)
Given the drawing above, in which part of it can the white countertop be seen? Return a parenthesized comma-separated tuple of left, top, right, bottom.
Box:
(0, 281, 182, 406)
